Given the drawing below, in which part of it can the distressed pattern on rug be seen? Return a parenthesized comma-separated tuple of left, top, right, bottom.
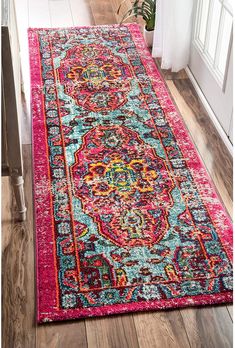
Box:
(28, 24, 233, 323)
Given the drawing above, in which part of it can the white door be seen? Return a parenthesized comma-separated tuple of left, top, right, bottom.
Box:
(189, 0, 233, 143)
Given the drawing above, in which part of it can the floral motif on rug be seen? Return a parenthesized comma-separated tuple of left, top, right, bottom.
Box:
(28, 24, 233, 323)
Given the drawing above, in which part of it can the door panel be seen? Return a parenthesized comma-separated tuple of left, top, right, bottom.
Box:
(189, 0, 233, 139)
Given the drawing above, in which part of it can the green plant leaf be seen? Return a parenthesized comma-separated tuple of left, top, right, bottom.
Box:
(118, 0, 156, 29)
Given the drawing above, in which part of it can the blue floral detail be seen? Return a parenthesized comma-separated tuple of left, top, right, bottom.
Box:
(62, 294, 77, 308)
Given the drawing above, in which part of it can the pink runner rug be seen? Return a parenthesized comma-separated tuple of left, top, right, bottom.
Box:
(28, 24, 233, 323)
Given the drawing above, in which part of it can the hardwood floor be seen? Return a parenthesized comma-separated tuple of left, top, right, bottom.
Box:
(2, 1, 233, 347)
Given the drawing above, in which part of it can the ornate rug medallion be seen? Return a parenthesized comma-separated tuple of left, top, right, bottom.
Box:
(29, 24, 233, 323)
(58, 43, 131, 112)
(71, 125, 174, 247)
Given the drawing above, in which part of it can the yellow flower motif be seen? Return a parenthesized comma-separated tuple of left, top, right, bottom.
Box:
(84, 157, 159, 197)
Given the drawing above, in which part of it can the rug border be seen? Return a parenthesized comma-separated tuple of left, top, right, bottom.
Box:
(38, 291, 232, 323)
(28, 23, 233, 324)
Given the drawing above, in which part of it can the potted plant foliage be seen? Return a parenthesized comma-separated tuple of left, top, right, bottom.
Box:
(117, 0, 156, 47)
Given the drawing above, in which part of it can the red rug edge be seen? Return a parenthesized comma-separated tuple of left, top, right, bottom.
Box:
(37, 291, 233, 323)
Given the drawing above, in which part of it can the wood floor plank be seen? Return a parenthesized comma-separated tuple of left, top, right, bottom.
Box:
(89, 0, 117, 25)
(180, 306, 233, 348)
(2, 145, 36, 348)
(227, 305, 233, 321)
(36, 321, 87, 348)
(156, 60, 188, 81)
(85, 314, 139, 348)
(170, 79, 233, 200)
(110, 0, 134, 24)
(2, 177, 12, 251)
(134, 311, 191, 348)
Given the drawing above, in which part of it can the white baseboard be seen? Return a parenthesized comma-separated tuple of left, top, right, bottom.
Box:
(185, 67, 233, 156)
